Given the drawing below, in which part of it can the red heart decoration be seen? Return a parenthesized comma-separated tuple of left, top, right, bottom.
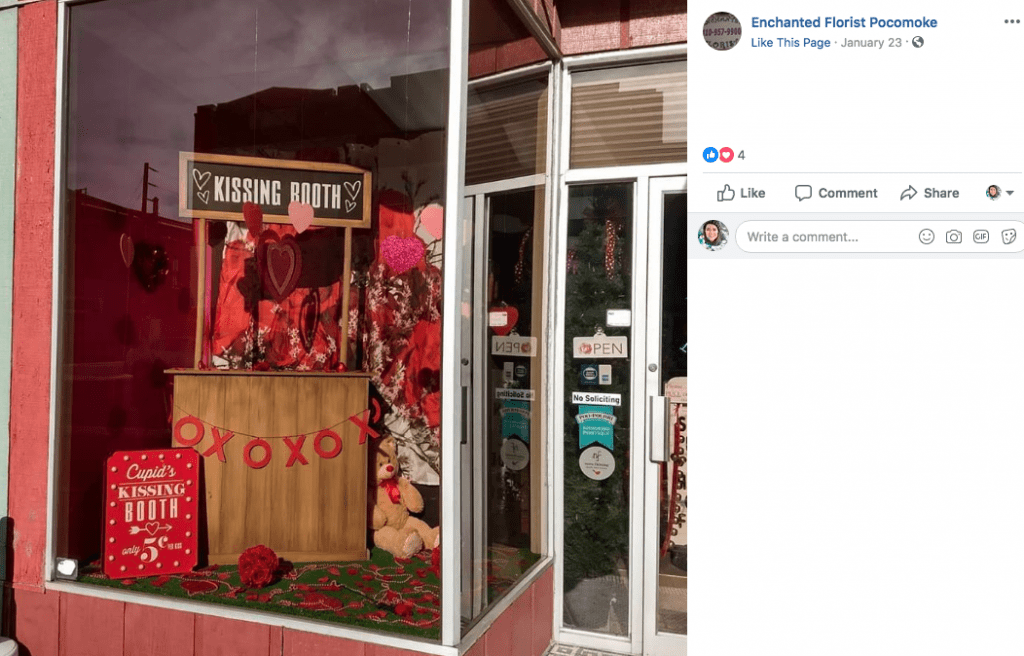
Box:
(489, 305, 519, 336)
(381, 235, 425, 274)
(243, 202, 263, 236)
(258, 232, 303, 302)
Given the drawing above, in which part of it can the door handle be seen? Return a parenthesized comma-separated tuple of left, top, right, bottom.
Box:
(649, 395, 669, 463)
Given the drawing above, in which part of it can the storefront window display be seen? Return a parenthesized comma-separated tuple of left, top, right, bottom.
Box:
(57, 0, 452, 640)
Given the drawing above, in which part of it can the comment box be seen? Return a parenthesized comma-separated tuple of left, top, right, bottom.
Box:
(736, 221, 1024, 253)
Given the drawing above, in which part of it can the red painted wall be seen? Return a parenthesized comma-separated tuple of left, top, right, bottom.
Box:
(9, 566, 554, 656)
(10, 0, 57, 591)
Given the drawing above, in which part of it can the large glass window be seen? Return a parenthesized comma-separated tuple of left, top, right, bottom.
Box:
(59, 0, 451, 641)
(459, 75, 550, 627)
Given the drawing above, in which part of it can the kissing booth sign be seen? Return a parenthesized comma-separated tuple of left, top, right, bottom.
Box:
(174, 153, 373, 565)
(103, 449, 200, 579)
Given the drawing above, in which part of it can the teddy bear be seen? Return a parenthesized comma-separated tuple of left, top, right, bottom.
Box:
(369, 436, 439, 559)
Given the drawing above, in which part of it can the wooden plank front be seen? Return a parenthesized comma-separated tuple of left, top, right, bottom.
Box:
(171, 371, 369, 564)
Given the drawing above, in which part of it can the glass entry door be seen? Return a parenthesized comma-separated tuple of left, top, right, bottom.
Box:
(556, 177, 684, 656)
(642, 177, 687, 655)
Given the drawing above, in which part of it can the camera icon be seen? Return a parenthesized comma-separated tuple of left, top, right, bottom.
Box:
(946, 229, 962, 244)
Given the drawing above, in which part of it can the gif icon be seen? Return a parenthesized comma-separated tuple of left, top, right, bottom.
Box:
(973, 229, 989, 244)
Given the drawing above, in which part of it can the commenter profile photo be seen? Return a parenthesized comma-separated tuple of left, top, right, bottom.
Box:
(699, 220, 729, 251)
(987, 185, 1001, 200)
(704, 12, 741, 50)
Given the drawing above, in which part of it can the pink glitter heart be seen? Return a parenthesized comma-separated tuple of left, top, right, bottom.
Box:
(288, 201, 314, 234)
(381, 236, 425, 274)
(419, 204, 443, 240)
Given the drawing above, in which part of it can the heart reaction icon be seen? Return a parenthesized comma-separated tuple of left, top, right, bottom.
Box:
(719, 147, 735, 163)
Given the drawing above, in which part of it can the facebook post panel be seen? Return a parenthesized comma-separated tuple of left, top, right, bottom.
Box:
(690, 2, 1024, 654)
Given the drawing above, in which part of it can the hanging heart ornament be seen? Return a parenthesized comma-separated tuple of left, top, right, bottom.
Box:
(488, 305, 519, 336)
(257, 231, 303, 302)
(418, 204, 444, 240)
(243, 202, 264, 236)
(288, 201, 314, 234)
(381, 235, 425, 274)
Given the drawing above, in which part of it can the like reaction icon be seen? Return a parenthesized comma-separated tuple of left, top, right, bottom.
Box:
(717, 185, 735, 202)
(703, 147, 719, 163)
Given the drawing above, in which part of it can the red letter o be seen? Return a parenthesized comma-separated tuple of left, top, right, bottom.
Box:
(243, 438, 272, 469)
(314, 429, 342, 459)
(174, 416, 205, 447)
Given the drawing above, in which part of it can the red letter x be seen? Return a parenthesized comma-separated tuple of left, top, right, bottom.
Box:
(202, 427, 234, 462)
(284, 435, 309, 467)
(348, 409, 380, 444)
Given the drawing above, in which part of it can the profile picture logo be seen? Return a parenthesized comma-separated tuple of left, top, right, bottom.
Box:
(699, 220, 729, 251)
(987, 185, 1002, 201)
(704, 12, 741, 51)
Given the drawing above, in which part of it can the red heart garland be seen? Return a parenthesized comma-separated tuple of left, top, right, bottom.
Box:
(257, 232, 302, 302)
(243, 202, 263, 236)
(489, 305, 519, 336)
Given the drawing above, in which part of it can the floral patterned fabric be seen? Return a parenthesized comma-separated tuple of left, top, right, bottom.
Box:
(211, 223, 345, 372)
(207, 192, 443, 484)
(361, 191, 442, 485)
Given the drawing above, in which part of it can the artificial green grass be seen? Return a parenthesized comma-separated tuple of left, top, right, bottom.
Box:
(78, 545, 541, 640)
(80, 548, 442, 639)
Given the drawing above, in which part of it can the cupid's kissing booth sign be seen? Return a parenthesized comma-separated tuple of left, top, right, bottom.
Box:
(103, 449, 200, 579)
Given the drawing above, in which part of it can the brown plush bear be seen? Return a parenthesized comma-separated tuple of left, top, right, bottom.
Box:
(369, 436, 439, 559)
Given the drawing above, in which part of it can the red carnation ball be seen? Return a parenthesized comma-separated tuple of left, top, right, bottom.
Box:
(238, 545, 280, 588)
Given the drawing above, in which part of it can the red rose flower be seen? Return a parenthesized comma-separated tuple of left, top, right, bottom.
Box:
(238, 545, 280, 588)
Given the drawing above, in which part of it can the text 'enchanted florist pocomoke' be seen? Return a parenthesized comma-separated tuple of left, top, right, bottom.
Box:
(749, 16, 938, 49)
(751, 17, 939, 29)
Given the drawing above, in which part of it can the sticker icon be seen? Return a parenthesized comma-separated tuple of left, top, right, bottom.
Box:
(500, 438, 529, 471)
(719, 147, 734, 163)
(579, 446, 615, 481)
(1003, 229, 1017, 245)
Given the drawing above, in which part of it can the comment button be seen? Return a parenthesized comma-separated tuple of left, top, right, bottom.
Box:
(736, 221, 1024, 253)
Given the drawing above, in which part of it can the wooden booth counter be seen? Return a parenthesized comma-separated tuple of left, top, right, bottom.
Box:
(171, 369, 371, 565)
